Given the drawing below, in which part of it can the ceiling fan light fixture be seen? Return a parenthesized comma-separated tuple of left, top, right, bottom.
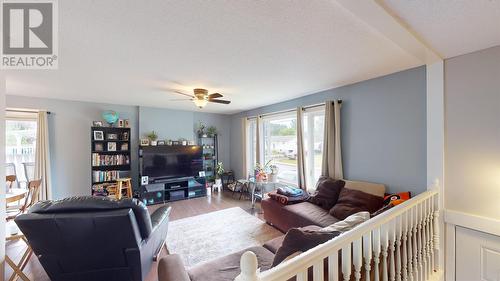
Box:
(193, 98, 208, 108)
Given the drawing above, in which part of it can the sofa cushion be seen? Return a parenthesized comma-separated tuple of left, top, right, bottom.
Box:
(308, 177, 345, 210)
(285, 202, 340, 227)
(320, 211, 370, 233)
(187, 246, 274, 281)
(272, 228, 341, 267)
(263, 225, 322, 254)
(343, 180, 385, 197)
(329, 188, 383, 220)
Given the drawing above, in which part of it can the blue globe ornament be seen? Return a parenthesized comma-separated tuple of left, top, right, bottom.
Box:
(102, 110, 119, 126)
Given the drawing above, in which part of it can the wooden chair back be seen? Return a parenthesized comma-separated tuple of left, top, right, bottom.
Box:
(6, 175, 16, 190)
(21, 179, 42, 212)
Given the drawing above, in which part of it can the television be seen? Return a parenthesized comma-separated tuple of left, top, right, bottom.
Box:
(140, 145, 203, 181)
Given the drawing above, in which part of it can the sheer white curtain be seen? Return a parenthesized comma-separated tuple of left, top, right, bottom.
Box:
(321, 100, 343, 179)
(241, 117, 248, 179)
(296, 107, 307, 189)
(255, 115, 263, 165)
(35, 111, 52, 200)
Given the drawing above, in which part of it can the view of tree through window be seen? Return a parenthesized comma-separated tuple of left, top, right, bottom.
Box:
(303, 109, 325, 189)
(5, 119, 37, 188)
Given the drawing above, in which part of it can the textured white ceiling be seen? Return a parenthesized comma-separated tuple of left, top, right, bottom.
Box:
(6, 0, 422, 114)
(381, 0, 500, 59)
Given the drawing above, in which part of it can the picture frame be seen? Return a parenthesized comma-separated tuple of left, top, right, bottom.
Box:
(93, 131, 104, 141)
(140, 139, 150, 146)
(172, 141, 179, 145)
(122, 131, 129, 141)
(157, 140, 165, 145)
(198, 171, 206, 177)
(120, 143, 129, 151)
(107, 133, 118, 140)
(124, 119, 130, 128)
(117, 119, 124, 128)
(94, 143, 104, 152)
(92, 121, 103, 127)
(107, 142, 117, 151)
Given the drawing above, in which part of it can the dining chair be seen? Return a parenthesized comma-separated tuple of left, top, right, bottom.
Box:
(5, 163, 20, 188)
(6, 175, 16, 191)
(22, 162, 36, 183)
(6, 179, 42, 221)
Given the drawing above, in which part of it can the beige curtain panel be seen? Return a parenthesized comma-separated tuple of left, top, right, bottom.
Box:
(296, 107, 307, 190)
(256, 115, 263, 165)
(35, 111, 52, 200)
(241, 117, 248, 179)
(321, 100, 343, 179)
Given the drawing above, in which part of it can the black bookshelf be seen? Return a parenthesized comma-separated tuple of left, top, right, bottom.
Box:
(198, 134, 218, 185)
(91, 126, 131, 196)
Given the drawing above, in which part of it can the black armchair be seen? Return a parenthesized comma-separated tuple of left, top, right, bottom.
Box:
(15, 196, 171, 281)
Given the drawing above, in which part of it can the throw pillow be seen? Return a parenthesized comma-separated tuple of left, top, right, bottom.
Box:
(329, 188, 383, 220)
(320, 211, 370, 233)
(272, 228, 341, 267)
(383, 191, 411, 206)
(307, 177, 345, 210)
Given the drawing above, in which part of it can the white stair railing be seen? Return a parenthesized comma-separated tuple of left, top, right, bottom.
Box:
(235, 185, 442, 281)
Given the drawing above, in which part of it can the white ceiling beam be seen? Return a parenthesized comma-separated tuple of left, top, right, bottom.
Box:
(335, 0, 442, 64)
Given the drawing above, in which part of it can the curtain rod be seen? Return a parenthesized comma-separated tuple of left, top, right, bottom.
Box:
(247, 99, 342, 119)
(6, 108, 52, 114)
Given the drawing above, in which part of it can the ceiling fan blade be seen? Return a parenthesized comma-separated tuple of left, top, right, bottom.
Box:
(169, 98, 192, 101)
(163, 88, 195, 98)
(209, 99, 231, 104)
(208, 93, 223, 99)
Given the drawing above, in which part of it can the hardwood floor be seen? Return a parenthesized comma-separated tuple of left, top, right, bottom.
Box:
(5, 189, 266, 281)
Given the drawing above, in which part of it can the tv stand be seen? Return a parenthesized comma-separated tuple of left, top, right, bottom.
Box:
(140, 176, 206, 205)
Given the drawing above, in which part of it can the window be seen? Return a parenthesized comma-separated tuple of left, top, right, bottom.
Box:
(303, 107, 325, 190)
(262, 113, 298, 186)
(5, 112, 38, 188)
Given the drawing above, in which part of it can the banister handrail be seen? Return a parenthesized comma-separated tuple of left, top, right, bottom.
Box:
(235, 186, 440, 281)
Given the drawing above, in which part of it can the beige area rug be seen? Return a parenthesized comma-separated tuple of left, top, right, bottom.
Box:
(166, 207, 283, 267)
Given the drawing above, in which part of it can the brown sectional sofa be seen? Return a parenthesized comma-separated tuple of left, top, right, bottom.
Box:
(263, 180, 386, 232)
(158, 180, 385, 281)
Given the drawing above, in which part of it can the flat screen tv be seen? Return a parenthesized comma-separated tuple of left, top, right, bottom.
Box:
(141, 145, 203, 181)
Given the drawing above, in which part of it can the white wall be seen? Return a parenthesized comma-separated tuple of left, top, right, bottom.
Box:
(444, 46, 500, 220)
(0, 74, 6, 277)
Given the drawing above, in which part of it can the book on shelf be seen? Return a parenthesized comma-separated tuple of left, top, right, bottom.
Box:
(92, 170, 124, 183)
(92, 153, 130, 166)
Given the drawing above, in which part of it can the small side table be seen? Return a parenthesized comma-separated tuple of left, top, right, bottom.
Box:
(5, 222, 32, 281)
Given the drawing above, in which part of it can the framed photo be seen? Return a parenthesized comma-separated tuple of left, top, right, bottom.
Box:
(94, 143, 104, 151)
(124, 119, 130, 128)
(172, 141, 179, 145)
(120, 143, 129, 151)
(117, 119, 124, 128)
(122, 131, 129, 141)
(198, 171, 206, 177)
(107, 133, 118, 140)
(157, 140, 165, 145)
(188, 140, 195, 145)
(140, 139, 150, 146)
(93, 131, 104, 140)
(107, 142, 117, 151)
(92, 121, 103, 127)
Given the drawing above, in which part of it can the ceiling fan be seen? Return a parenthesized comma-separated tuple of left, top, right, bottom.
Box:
(169, 88, 231, 108)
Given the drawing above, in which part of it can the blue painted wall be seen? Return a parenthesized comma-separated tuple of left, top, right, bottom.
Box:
(230, 66, 427, 195)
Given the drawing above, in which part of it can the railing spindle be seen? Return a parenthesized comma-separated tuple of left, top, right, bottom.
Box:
(341, 244, 352, 281)
(389, 221, 396, 281)
(395, 216, 402, 281)
(412, 206, 419, 281)
(418, 203, 424, 281)
(353, 238, 363, 281)
(381, 224, 389, 281)
(363, 232, 373, 281)
(373, 228, 382, 281)
(314, 260, 325, 281)
(401, 211, 408, 281)
(407, 208, 414, 281)
(328, 252, 339, 281)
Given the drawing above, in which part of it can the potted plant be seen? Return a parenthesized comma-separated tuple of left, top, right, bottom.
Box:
(197, 122, 207, 137)
(207, 126, 217, 137)
(215, 162, 224, 188)
(268, 164, 279, 182)
(147, 131, 158, 146)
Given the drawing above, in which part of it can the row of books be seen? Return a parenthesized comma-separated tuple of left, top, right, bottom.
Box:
(92, 153, 130, 166)
(92, 170, 120, 183)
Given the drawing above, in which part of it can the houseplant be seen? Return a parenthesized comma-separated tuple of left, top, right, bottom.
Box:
(197, 122, 207, 137)
(147, 131, 158, 146)
(207, 126, 217, 137)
